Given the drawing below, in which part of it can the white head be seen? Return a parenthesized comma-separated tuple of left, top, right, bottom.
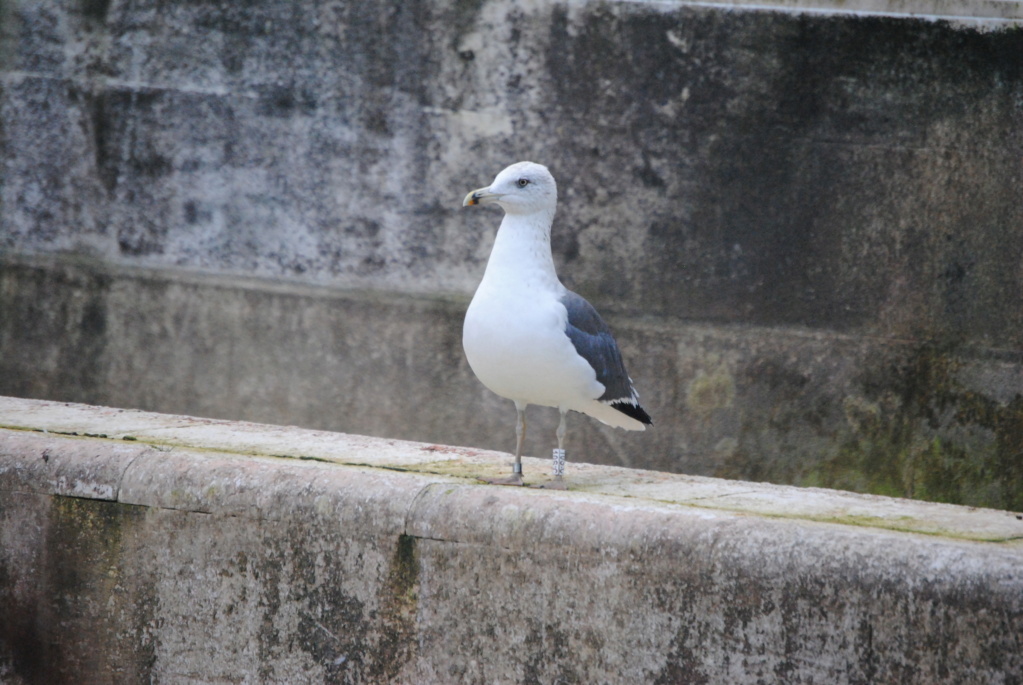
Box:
(463, 161, 557, 217)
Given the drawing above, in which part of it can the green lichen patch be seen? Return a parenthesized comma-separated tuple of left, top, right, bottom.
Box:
(812, 342, 1023, 510)
(402, 459, 494, 479)
(372, 534, 420, 680)
(687, 362, 737, 415)
(2, 496, 158, 682)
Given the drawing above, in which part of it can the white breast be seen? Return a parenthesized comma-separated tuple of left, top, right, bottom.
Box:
(462, 214, 604, 408)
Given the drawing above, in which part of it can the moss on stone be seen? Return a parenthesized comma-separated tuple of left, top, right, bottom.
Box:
(813, 342, 1023, 510)
(4, 496, 157, 682)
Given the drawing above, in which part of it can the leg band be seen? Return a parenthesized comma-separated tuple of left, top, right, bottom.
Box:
(552, 449, 566, 477)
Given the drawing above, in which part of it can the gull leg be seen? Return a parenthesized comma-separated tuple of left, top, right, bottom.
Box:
(482, 401, 526, 486)
(535, 409, 569, 490)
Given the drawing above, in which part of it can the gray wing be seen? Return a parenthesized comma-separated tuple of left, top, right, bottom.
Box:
(560, 291, 637, 404)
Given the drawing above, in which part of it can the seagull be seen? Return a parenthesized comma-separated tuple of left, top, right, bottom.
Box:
(462, 161, 652, 487)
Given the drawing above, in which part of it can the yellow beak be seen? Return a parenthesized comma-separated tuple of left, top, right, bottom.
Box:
(463, 187, 502, 207)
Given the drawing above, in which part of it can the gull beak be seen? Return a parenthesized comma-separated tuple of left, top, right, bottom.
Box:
(463, 187, 502, 207)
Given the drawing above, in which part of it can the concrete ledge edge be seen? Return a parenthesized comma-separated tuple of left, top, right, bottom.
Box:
(1, 396, 1021, 545)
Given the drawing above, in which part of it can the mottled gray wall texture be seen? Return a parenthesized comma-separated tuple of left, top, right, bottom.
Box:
(3, 427, 1020, 684)
(2, 1, 1022, 508)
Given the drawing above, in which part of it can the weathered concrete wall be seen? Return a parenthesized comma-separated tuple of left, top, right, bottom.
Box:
(1, 397, 1021, 683)
(1, 1, 1022, 507)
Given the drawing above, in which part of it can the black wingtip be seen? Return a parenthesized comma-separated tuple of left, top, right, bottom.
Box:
(610, 400, 652, 426)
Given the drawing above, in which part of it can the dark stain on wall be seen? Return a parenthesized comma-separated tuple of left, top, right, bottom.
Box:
(0, 496, 155, 683)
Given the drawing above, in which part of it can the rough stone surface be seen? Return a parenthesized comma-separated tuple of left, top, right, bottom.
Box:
(2, 0, 1021, 338)
(1, 400, 1022, 683)
(2, 0, 1023, 508)
(5, 397, 1020, 541)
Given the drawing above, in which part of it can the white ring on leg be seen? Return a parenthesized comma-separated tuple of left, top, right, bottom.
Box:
(552, 448, 566, 477)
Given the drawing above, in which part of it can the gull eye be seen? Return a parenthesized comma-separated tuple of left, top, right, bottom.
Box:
(516, 178, 530, 188)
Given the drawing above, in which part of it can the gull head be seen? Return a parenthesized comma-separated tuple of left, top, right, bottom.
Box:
(463, 161, 557, 216)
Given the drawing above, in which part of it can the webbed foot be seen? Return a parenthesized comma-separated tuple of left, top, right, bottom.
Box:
(480, 473, 525, 486)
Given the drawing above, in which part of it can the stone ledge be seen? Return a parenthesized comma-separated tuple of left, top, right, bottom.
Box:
(1, 396, 1022, 682)
(2, 396, 1020, 542)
